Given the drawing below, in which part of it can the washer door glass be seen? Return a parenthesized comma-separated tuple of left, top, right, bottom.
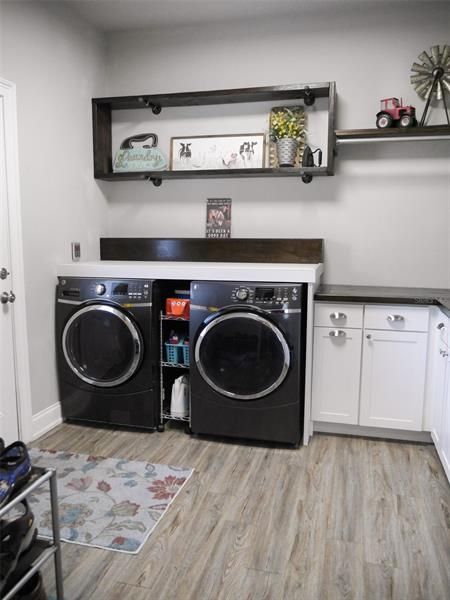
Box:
(195, 311, 290, 400)
(62, 305, 143, 387)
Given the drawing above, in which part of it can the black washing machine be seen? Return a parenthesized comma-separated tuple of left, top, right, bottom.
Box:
(55, 277, 159, 429)
(189, 281, 307, 445)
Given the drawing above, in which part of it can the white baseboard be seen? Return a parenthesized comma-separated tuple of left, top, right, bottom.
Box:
(313, 421, 432, 443)
(32, 402, 62, 440)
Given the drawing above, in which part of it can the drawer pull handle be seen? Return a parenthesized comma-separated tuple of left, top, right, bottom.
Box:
(387, 314, 404, 322)
(330, 312, 346, 320)
(329, 329, 346, 338)
(440, 349, 449, 357)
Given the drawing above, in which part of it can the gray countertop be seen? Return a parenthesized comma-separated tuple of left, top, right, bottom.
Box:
(315, 284, 450, 316)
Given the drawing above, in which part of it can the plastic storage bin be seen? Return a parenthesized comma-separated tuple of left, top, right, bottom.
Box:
(164, 342, 190, 365)
(165, 298, 190, 318)
(182, 344, 190, 365)
(165, 343, 183, 364)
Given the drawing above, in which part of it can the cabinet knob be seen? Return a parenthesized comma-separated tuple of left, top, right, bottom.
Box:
(330, 312, 346, 320)
(366, 334, 372, 340)
(329, 329, 346, 338)
(387, 314, 404, 322)
(440, 349, 449, 357)
(437, 323, 446, 330)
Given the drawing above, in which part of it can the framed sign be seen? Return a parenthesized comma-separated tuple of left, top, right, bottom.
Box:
(205, 198, 232, 239)
(171, 134, 265, 170)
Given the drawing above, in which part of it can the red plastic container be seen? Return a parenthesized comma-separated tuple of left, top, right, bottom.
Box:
(166, 298, 190, 318)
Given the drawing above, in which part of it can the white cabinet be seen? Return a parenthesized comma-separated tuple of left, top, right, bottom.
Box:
(441, 362, 450, 479)
(312, 327, 362, 424)
(312, 303, 363, 425)
(312, 302, 430, 432)
(429, 312, 448, 446)
(430, 312, 450, 481)
(359, 329, 428, 430)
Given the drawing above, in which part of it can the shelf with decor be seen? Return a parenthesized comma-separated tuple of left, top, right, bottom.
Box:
(335, 125, 450, 145)
(92, 82, 336, 185)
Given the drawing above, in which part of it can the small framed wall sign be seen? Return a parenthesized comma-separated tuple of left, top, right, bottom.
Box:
(171, 134, 265, 170)
(205, 198, 232, 239)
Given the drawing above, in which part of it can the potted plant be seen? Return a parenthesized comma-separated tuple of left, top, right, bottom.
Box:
(270, 107, 305, 167)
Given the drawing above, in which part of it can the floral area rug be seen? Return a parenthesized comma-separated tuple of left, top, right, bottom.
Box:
(28, 448, 193, 554)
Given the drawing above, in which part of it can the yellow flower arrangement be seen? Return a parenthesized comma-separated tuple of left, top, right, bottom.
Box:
(270, 107, 305, 141)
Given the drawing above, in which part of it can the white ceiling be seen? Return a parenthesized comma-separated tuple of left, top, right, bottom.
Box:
(57, 0, 439, 32)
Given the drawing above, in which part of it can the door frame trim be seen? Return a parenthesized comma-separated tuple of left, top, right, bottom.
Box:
(1, 77, 33, 442)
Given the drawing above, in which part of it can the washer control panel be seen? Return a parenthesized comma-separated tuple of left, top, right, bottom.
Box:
(58, 278, 152, 303)
(230, 285, 301, 307)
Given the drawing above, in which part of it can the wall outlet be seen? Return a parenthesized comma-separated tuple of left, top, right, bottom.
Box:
(71, 242, 81, 261)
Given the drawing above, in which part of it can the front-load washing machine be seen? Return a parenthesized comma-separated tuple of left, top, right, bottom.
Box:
(55, 277, 159, 429)
(189, 281, 307, 445)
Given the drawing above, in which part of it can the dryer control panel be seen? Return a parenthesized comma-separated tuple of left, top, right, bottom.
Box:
(230, 284, 301, 308)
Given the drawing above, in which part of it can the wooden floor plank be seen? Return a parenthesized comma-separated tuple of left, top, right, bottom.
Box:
(35, 423, 450, 600)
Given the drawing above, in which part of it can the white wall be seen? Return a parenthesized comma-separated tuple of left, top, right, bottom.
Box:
(0, 1, 449, 422)
(105, 2, 450, 287)
(1, 1, 108, 415)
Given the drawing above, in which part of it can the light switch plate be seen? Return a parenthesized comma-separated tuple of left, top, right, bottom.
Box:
(71, 242, 81, 261)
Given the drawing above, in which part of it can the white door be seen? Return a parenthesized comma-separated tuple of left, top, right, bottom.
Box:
(360, 329, 428, 430)
(0, 91, 19, 443)
(312, 327, 362, 424)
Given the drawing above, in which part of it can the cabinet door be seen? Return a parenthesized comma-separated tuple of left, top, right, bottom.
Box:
(360, 330, 428, 430)
(312, 327, 362, 424)
(440, 355, 450, 480)
(431, 342, 448, 446)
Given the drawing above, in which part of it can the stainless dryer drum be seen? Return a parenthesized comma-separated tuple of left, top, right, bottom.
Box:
(62, 304, 143, 387)
(195, 311, 290, 400)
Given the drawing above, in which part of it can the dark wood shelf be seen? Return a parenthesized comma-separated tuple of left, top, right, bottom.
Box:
(335, 125, 450, 142)
(92, 82, 336, 183)
(94, 166, 330, 182)
(93, 82, 332, 110)
(101, 237, 324, 263)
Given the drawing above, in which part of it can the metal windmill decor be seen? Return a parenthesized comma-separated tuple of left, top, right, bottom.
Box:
(410, 45, 450, 126)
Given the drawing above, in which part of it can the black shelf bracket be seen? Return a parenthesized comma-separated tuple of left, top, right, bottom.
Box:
(148, 177, 162, 187)
(304, 86, 315, 107)
(138, 96, 162, 114)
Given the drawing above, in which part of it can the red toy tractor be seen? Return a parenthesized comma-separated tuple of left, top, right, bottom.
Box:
(376, 98, 417, 128)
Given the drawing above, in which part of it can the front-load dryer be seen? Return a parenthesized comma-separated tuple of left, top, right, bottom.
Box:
(189, 281, 307, 445)
(55, 277, 158, 429)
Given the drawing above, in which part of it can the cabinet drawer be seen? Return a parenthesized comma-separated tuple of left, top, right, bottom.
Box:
(364, 305, 429, 332)
(314, 303, 363, 329)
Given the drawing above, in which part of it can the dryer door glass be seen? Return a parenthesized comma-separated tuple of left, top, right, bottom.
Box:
(195, 312, 290, 400)
(62, 305, 143, 387)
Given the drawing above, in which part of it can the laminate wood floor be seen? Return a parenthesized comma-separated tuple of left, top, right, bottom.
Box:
(35, 423, 450, 600)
